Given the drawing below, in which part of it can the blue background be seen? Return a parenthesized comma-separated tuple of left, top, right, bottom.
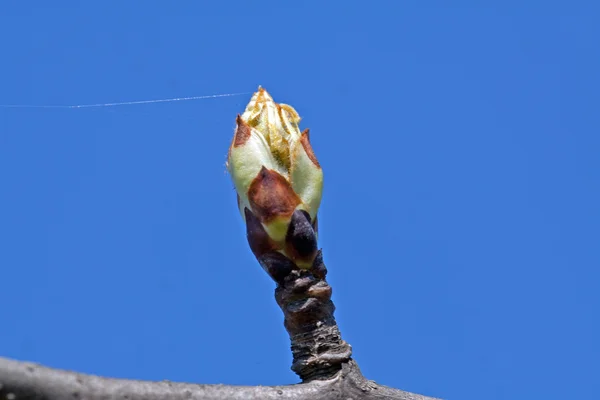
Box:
(1, 2, 598, 399)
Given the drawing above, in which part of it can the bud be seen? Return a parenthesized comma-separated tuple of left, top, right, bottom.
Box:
(227, 87, 323, 271)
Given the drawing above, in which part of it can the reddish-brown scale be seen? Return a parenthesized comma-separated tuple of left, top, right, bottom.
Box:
(300, 129, 320, 168)
(233, 114, 252, 147)
(248, 167, 301, 224)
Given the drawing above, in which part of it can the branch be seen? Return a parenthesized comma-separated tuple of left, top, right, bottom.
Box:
(0, 248, 439, 400)
(0, 356, 437, 400)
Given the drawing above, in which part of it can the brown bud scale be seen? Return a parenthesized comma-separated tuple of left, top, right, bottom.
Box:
(248, 167, 301, 224)
(300, 129, 320, 168)
(233, 114, 252, 147)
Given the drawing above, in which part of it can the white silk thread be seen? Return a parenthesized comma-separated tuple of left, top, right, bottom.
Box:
(0, 92, 251, 109)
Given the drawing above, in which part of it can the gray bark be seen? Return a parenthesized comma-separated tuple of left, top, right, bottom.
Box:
(0, 356, 437, 400)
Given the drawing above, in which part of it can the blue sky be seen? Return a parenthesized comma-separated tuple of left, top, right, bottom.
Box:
(1, 2, 598, 399)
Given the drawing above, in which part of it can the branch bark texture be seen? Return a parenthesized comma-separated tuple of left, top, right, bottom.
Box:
(273, 250, 352, 381)
(0, 356, 437, 400)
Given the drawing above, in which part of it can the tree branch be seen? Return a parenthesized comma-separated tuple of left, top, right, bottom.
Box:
(272, 250, 352, 381)
(0, 356, 437, 400)
(0, 248, 440, 400)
